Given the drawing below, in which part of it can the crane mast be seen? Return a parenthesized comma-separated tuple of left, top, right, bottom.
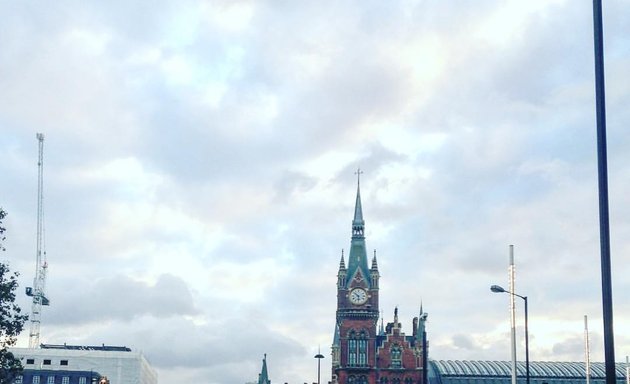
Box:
(26, 133, 50, 348)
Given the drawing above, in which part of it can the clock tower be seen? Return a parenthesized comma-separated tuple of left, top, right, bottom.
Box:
(332, 171, 380, 384)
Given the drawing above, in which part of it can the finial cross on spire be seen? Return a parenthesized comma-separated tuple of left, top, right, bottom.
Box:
(355, 168, 363, 186)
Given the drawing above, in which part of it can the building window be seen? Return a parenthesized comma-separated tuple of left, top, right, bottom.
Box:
(62, 377, 69, 384)
(380, 378, 388, 384)
(33, 376, 40, 384)
(15, 376, 23, 384)
(391, 345, 402, 368)
(43, 359, 51, 365)
(79, 377, 86, 384)
(348, 337, 357, 366)
(26, 359, 35, 365)
(60, 360, 68, 366)
(47, 376, 54, 384)
(347, 330, 368, 367)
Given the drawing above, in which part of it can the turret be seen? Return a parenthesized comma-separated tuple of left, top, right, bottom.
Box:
(370, 250, 379, 288)
(331, 323, 341, 368)
(416, 304, 428, 344)
(337, 250, 347, 288)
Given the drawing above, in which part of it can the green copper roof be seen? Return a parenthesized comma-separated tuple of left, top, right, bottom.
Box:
(257, 354, 270, 384)
(345, 173, 372, 289)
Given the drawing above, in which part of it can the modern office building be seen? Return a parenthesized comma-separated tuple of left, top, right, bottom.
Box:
(10, 344, 157, 384)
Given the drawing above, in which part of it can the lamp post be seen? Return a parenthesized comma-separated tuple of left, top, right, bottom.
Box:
(491, 284, 529, 384)
(315, 349, 325, 384)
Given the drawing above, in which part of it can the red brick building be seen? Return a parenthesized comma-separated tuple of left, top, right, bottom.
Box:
(332, 176, 428, 384)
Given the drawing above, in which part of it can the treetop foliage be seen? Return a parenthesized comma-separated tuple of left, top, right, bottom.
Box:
(0, 208, 29, 384)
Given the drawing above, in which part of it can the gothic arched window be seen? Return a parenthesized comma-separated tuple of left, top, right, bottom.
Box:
(347, 330, 368, 367)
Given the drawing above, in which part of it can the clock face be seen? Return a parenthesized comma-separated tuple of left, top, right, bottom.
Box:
(349, 288, 368, 305)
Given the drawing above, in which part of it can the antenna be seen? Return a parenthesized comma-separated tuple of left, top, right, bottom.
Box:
(26, 133, 50, 348)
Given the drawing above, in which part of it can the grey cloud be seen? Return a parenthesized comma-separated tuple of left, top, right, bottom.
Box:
(452, 334, 475, 350)
(46, 274, 198, 324)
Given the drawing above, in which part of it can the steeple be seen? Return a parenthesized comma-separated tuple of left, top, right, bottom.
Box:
(345, 169, 371, 289)
(257, 354, 270, 384)
(352, 168, 365, 238)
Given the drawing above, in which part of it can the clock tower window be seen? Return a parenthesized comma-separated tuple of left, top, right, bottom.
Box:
(347, 330, 368, 367)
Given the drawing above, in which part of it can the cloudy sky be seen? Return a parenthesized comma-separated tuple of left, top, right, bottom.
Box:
(2, 0, 630, 383)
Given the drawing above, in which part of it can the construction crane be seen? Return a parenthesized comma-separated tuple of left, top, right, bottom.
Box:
(25, 133, 50, 348)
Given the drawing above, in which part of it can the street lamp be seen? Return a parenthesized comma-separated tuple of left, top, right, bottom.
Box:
(491, 284, 529, 384)
(314, 348, 325, 384)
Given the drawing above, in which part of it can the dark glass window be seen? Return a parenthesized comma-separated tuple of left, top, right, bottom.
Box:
(347, 329, 368, 367)
(43, 359, 51, 365)
(60, 360, 68, 366)
(26, 359, 35, 365)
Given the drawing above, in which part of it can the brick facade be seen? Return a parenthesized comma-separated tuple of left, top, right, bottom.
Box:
(332, 179, 427, 384)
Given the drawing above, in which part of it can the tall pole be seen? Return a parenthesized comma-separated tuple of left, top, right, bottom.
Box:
(315, 349, 324, 384)
(524, 296, 529, 384)
(423, 329, 428, 384)
(592, 2, 616, 383)
(491, 283, 528, 384)
(585, 315, 591, 384)
(509, 245, 517, 384)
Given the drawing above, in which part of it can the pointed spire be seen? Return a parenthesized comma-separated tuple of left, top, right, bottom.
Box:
(371, 249, 378, 270)
(379, 311, 385, 336)
(339, 250, 346, 269)
(352, 168, 365, 238)
(258, 354, 270, 384)
(346, 169, 371, 289)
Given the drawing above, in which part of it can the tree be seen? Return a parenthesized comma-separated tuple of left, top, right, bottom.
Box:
(0, 209, 29, 384)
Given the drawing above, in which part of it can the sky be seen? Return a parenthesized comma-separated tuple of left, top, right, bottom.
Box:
(1, 0, 630, 383)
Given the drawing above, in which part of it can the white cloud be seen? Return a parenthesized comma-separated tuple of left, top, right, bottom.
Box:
(2, 0, 630, 383)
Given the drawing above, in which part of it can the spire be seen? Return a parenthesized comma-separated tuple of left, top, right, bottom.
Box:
(379, 311, 385, 336)
(345, 169, 371, 289)
(352, 168, 365, 238)
(339, 250, 346, 270)
(258, 354, 270, 384)
(371, 250, 378, 270)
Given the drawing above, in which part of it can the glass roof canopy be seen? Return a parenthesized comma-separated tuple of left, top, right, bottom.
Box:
(430, 360, 628, 380)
